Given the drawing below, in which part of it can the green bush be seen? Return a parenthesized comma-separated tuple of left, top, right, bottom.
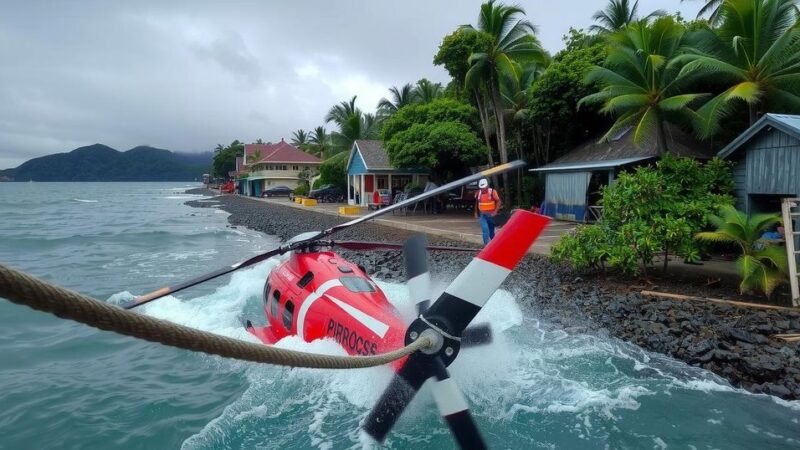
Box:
(696, 205, 788, 297)
(293, 184, 309, 196)
(318, 152, 348, 189)
(553, 155, 734, 275)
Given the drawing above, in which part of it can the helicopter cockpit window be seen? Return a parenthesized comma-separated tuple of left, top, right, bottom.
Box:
(297, 271, 314, 288)
(270, 289, 280, 318)
(282, 300, 294, 330)
(340, 276, 375, 293)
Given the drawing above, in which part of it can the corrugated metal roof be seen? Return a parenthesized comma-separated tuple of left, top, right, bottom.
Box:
(543, 123, 713, 166)
(530, 156, 652, 172)
(718, 114, 800, 159)
(772, 114, 800, 132)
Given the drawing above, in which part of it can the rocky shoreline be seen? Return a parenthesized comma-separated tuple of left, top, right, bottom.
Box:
(186, 189, 800, 400)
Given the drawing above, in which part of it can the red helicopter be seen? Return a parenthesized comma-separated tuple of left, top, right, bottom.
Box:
(125, 160, 550, 450)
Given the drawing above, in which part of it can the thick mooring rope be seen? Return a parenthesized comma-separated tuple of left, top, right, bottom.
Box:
(0, 263, 431, 369)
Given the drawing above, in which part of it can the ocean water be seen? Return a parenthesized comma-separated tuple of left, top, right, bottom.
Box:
(0, 182, 798, 450)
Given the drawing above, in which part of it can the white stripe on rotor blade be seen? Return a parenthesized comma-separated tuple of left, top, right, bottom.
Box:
(444, 258, 511, 307)
(296, 279, 342, 340)
(407, 272, 431, 305)
(432, 378, 469, 416)
(328, 296, 389, 338)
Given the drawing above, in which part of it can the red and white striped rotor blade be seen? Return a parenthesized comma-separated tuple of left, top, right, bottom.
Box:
(423, 211, 550, 336)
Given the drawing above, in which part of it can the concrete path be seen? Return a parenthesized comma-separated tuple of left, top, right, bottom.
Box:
(250, 196, 575, 254)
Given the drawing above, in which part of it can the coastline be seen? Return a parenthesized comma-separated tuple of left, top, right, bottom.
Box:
(185, 189, 800, 400)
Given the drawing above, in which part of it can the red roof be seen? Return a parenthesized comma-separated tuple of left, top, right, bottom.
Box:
(244, 139, 321, 165)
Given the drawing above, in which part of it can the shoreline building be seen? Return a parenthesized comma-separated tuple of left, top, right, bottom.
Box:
(345, 140, 428, 206)
(236, 139, 321, 197)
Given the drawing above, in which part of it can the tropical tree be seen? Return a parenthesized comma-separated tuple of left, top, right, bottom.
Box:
(434, 28, 496, 163)
(589, 0, 665, 34)
(308, 126, 329, 158)
(412, 78, 444, 103)
(696, 204, 788, 296)
(526, 41, 608, 167)
(325, 96, 380, 154)
(580, 17, 705, 155)
(679, 0, 800, 137)
(291, 129, 309, 148)
(687, 0, 725, 24)
(463, 0, 547, 205)
(377, 83, 415, 116)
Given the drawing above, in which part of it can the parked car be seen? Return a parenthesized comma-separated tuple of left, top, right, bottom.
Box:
(308, 184, 344, 203)
(262, 185, 293, 198)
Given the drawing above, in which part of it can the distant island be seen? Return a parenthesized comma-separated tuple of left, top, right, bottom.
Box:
(0, 144, 212, 182)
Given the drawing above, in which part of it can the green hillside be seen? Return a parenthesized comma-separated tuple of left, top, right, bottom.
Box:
(0, 144, 212, 181)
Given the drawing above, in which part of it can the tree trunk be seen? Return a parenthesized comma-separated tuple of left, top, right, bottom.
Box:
(489, 79, 511, 206)
(516, 132, 523, 207)
(474, 90, 495, 166)
(656, 119, 668, 157)
(749, 103, 757, 126)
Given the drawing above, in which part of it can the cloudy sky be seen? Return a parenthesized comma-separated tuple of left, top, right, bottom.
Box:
(0, 0, 701, 169)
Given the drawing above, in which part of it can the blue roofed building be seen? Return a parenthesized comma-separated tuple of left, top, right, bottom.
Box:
(717, 113, 800, 215)
(345, 140, 428, 206)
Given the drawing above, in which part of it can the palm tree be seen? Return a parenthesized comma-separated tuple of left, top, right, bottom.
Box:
(325, 96, 359, 125)
(308, 126, 329, 158)
(590, 0, 665, 33)
(580, 17, 705, 155)
(679, 0, 800, 137)
(325, 96, 380, 154)
(377, 83, 415, 116)
(464, 0, 547, 205)
(696, 205, 788, 296)
(685, 0, 725, 24)
(412, 79, 444, 103)
(291, 129, 309, 148)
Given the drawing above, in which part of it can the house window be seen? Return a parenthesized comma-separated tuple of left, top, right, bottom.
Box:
(293, 165, 299, 171)
(377, 176, 388, 190)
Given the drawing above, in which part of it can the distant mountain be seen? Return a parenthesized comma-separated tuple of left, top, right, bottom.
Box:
(0, 144, 213, 181)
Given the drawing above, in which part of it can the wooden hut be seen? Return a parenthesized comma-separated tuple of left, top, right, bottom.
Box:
(717, 113, 800, 214)
(531, 125, 712, 222)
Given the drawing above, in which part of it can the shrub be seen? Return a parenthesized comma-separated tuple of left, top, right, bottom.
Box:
(553, 155, 734, 275)
(696, 205, 788, 296)
(293, 184, 309, 196)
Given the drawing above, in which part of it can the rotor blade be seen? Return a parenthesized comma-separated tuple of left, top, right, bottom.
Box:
(122, 246, 285, 309)
(294, 160, 527, 246)
(423, 211, 550, 337)
(404, 234, 431, 315)
(460, 323, 492, 347)
(330, 241, 476, 253)
(363, 354, 432, 443)
(430, 359, 487, 450)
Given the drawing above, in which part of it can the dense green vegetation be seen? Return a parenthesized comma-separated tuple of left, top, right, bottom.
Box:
(382, 99, 485, 180)
(212, 141, 244, 178)
(696, 205, 789, 296)
(2, 144, 212, 181)
(552, 155, 735, 274)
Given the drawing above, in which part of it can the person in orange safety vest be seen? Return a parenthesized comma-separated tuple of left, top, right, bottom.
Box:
(474, 178, 502, 244)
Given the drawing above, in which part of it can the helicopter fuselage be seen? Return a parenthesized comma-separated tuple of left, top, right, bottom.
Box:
(246, 250, 408, 370)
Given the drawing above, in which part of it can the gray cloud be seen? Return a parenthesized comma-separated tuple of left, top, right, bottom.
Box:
(0, 0, 698, 169)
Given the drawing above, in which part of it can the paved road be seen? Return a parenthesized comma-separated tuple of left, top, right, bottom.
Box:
(253, 196, 575, 254)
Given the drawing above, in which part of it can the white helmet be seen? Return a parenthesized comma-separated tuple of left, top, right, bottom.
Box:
(478, 178, 489, 189)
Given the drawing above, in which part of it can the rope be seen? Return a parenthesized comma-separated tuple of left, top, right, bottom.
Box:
(0, 263, 431, 369)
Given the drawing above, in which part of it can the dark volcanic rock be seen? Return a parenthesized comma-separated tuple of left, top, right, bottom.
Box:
(185, 193, 800, 401)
